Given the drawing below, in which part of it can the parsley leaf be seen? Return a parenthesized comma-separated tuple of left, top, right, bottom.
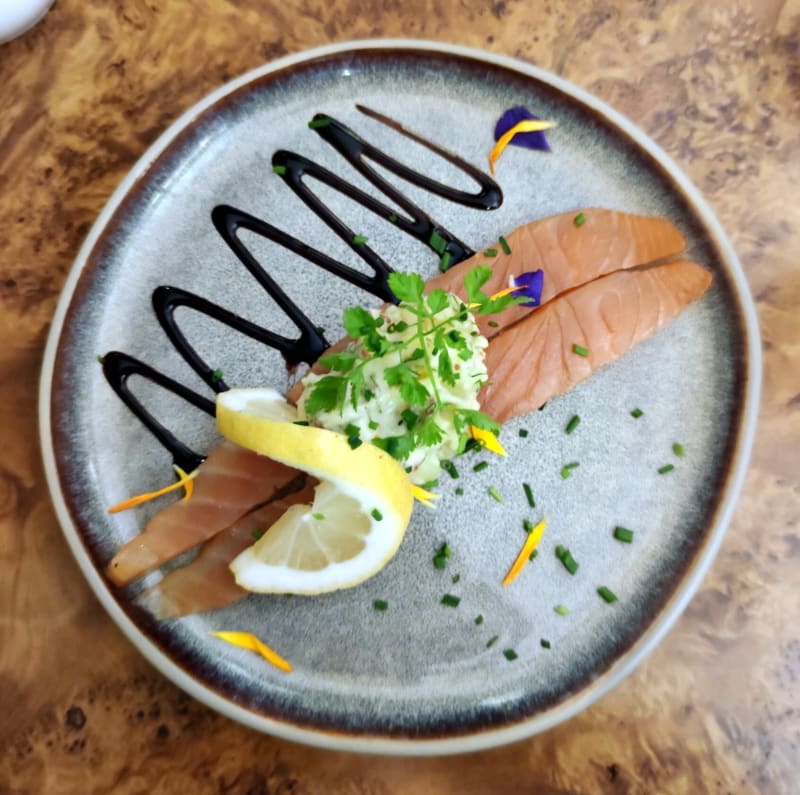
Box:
(388, 272, 425, 304)
(305, 375, 347, 415)
(320, 352, 358, 373)
(464, 265, 493, 305)
(342, 306, 378, 338)
(426, 288, 449, 314)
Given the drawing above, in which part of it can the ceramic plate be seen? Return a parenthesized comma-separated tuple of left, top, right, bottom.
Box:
(39, 40, 760, 754)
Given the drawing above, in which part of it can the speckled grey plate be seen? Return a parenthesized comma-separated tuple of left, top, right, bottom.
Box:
(39, 40, 760, 754)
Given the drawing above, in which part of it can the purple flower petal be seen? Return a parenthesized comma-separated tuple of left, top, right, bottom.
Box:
(512, 270, 544, 307)
(494, 106, 552, 152)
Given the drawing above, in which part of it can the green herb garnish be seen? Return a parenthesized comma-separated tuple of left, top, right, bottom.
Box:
(672, 442, 685, 457)
(554, 604, 570, 616)
(573, 212, 586, 227)
(658, 464, 675, 474)
(371, 508, 383, 521)
(503, 648, 518, 661)
(498, 235, 511, 255)
(555, 545, 579, 575)
(540, 639, 551, 649)
(429, 229, 447, 254)
(211, 368, 223, 382)
(565, 415, 580, 434)
(441, 594, 461, 608)
(523, 482, 535, 508)
(455, 487, 464, 496)
(630, 408, 644, 418)
(442, 460, 459, 480)
(597, 586, 618, 603)
(388, 212, 398, 223)
(308, 116, 331, 129)
(613, 526, 634, 543)
(373, 599, 389, 611)
(451, 573, 460, 584)
(352, 234, 368, 245)
(523, 519, 534, 534)
(484, 248, 498, 257)
(488, 486, 503, 503)
(486, 635, 499, 648)
(518, 428, 529, 438)
(473, 461, 489, 473)
(560, 462, 580, 479)
(572, 343, 589, 357)
(312, 513, 325, 521)
(252, 528, 265, 540)
(475, 614, 484, 625)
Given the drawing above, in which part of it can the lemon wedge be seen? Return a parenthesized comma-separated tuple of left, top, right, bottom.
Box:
(216, 388, 414, 595)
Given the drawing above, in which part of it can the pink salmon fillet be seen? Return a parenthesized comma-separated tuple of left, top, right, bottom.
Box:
(106, 441, 299, 585)
(135, 484, 315, 618)
(479, 260, 713, 423)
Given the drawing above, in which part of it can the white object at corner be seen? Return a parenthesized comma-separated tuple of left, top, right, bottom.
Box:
(0, 0, 54, 44)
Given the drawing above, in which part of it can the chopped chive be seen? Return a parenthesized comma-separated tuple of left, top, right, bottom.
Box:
(308, 117, 331, 129)
(523, 482, 535, 508)
(442, 460, 459, 479)
(673, 442, 685, 457)
(373, 599, 389, 611)
(528, 549, 539, 561)
(441, 594, 461, 608)
(474, 614, 484, 625)
(557, 548, 579, 575)
(420, 479, 439, 490)
(473, 461, 489, 473)
(597, 586, 618, 603)
(363, 389, 375, 401)
(538, 401, 548, 411)
(347, 435, 362, 449)
(315, 326, 326, 335)
(433, 555, 446, 570)
(488, 486, 503, 503)
(388, 212, 398, 223)
(658, 464, 675, 474)
(488, 320, 499, 328)
(252, 528, 265, 540)
(429, 229, 447, 254)
(573, 212, 586, 227)
(312, 512, 325, 521)
(455, 487, 464, 496)
(293, 420, 310, 426)
(96, 355, 105, 364)
(368, 420, 379, 430)
(486, 635, 499, 648)
(565, 415, 580, 434)
(371, 508, 383, 521)
(499, 235, 511, 255)
(554, 604, 570, 616)
(572, 343, 589, 357)
(451, 573, 460, 584)
(613, 526, 634, 543)
(272, 165, 287, 175)
(540, 639, 551, 649)
(439, 251, 452, 272)
(503, 648, 518, 661)
(352, 234, 368, 245)
(523, 519, 534, 534)
(630, 408, 644, 418)
(519, 428, 529, 438)
(484, 248, 498, 257)
(560, 462, 580, 479)
(211, 368, 223, 382)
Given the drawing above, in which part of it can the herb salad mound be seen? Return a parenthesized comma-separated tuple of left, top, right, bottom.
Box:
(297, 267, 529, 486)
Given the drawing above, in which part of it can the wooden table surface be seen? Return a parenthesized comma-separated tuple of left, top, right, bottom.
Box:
(2, 1, 798, 792)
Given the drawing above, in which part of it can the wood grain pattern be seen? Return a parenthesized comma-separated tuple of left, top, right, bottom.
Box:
(1, 0, 798, 791)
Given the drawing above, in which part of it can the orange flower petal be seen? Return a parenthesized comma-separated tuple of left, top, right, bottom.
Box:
(502, 518, 548, 586)
(107, 466, 198, 514)
(489, 119, 557, 174)
(212, 631, 292, 673)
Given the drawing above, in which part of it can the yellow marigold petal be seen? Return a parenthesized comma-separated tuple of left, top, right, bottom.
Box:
(173, 465, 195, 502)
(489, 120, 557, 174)
(488, 284, 526, 300)
(107, 467, 199, 514)
(412, 484, 439, 508)
(502, 518, 548, 586)
(470, 426, 507, 456)
(211, 631, 292, 673)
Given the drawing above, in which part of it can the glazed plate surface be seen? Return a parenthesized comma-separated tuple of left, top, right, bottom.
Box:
(39, 41, 760, 754)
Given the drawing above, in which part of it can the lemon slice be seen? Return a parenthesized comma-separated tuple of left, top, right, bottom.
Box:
(216, 388, 414, 595)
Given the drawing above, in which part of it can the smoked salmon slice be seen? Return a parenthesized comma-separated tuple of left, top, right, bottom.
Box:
(479, 260, 713, 423)
(427, 207, 686, 338)
(106, 441, 300, 586)
(136, 485, 315, 618)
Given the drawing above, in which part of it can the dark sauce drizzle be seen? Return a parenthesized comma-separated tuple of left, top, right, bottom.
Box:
(102, 107, 502, 468)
